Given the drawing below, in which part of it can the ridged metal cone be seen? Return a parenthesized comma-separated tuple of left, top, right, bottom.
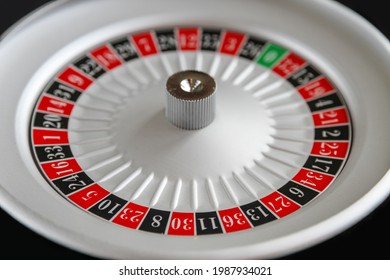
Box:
(166, 70, 216, 130)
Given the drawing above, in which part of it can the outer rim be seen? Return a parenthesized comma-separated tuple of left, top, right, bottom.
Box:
(0, 0, 389, 259)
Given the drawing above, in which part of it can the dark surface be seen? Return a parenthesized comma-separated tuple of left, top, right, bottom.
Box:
(0, 0, 389, 260)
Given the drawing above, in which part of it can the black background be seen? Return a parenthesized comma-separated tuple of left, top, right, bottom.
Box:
(0, 0, 389, 260)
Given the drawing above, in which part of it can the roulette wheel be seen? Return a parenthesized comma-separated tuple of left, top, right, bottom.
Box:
(0, 0, 389, 260)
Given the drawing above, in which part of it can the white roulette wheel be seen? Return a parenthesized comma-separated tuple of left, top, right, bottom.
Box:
(0, 0, 389, 259)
